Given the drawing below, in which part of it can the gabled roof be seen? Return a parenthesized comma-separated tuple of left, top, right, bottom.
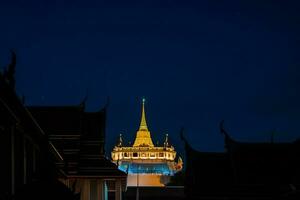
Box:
(220, 122, 300, 184)
(182, 137, 233, 186)
(78, 156, 127, 177)
(82, 110, 106, 139)
(28, 106, 85, 134)
(224, 137, 300, 184)
(181, 123, 300, 199)
(28, 105, 126, 179)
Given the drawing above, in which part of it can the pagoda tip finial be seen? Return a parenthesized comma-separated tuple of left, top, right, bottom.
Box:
(117, 133, 123, 147)
(164, 133, 170, 147)
(138, 97, 148, 131)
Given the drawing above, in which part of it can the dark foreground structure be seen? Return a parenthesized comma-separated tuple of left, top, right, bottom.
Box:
(28, 104, 127, 200)
(124, 186, 185, 200)
(1, 52, 126, 200)
(0, 52, 78, 200)
(182, 122, 300, 200)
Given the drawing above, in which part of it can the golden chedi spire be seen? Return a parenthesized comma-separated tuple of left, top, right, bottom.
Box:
(139, 98, 148, 131)
(133, 98, 154, 147)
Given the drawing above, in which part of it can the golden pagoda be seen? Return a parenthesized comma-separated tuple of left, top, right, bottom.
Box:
(111, 98, 183, 187)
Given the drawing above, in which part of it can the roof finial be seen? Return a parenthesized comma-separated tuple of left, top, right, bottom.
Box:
(3, 50, 16, 89)
(117, 133, 123, 147)
(79, 89, 88, 108)
(164, 133, 170, 148)
(139, 97, 148, 131)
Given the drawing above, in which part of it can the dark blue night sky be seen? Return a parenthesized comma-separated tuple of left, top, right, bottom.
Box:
(1, 0, 300, 155)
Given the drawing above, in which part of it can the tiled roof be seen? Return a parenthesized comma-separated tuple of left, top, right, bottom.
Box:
(28, 105, 125, 178)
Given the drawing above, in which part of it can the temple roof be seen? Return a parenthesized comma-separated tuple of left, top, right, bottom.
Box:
(28, 106, 84, 134)
(182, 124, 300, 199)
(28, 105, 126, 178)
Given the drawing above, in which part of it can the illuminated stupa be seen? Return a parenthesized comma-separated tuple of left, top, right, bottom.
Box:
(111, 98, 183, 187)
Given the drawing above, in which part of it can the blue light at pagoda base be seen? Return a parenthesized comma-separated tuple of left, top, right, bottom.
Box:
(118, 163, 174, 176)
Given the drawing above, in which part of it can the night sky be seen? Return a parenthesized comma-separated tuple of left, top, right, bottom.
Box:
(1, 0, 300, 155)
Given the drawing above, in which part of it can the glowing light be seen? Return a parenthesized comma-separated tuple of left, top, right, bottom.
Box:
(118, 162, 174, 175)
(111, 98, 183, 186)
(133, 98, 154, 147)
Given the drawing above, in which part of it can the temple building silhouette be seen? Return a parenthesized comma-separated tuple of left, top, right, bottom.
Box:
(0, 52, 127, 200)
(111, 98, 183, 187)
(28, 103, 127, 200)
(182, 122, 300, 200)
(4, 51, 300, 200)
(0, 52, 78, 200)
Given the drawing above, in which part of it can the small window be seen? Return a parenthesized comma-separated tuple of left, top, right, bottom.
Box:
(124, 153, 128, 157)
(133, 153, 138, 157)
(159, 153, 164, 157)
(150, 153, 155, 157)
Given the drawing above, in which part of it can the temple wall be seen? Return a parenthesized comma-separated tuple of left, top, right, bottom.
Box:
(127, 174, 171, 187)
